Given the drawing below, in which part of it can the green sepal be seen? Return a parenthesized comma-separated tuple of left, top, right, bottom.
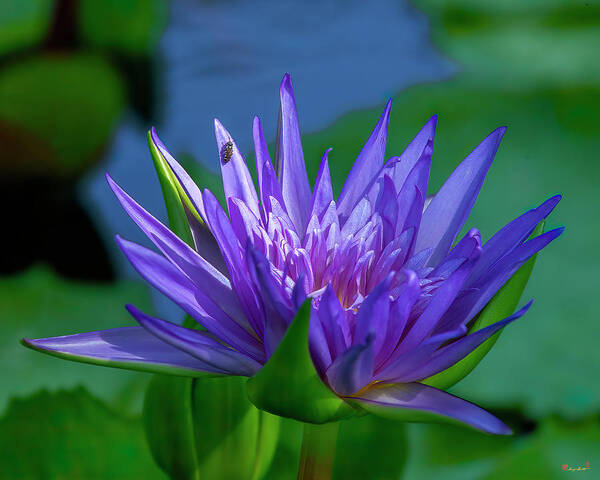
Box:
(246, 300, 356, 424)
(423, 221, 546, 390)
(143, 375, 199, 480)
(143, 375, 280, 480)
(147, 130, 194, 248)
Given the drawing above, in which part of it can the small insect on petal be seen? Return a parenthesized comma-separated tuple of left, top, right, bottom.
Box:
(222, 141, 234, 164)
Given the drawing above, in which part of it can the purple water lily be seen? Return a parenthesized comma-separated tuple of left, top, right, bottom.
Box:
(24, 74, 562, 435)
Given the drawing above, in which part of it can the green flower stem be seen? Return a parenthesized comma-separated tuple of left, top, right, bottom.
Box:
(297, 422, 340, 480)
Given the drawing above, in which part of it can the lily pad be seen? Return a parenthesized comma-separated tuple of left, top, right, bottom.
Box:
(0, 53, 125, 177)
(0, 387, 164, 479)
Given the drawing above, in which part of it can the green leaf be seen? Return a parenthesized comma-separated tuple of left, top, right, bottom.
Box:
(0, 387, 164, 479)
(143, 375, 280, 480)
(147, 130, 195, 248)
(247, 300, 355, 424)
(423, 221, 546, 390)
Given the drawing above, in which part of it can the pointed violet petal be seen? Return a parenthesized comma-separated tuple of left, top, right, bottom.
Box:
(415, 127, 506, 266)
(315, 285, 351, 360)
(388, 115, 437, 192)
(150, 129, 228, 275)
(398, 240, 480, 353)
(375, 328, 465, 382)
(22, 327, 227, 377)
(228, 197, 261, 244)
(337, 100, 392, 220)
(117, 236, 263, 358)
(375, 271, 421, 370)
(405, 301, 533, 382)
(350, 383, 511, 435)
(115, 236, 264, 360)
(253, 116, 285, 222)
(276, 74, 312, 235)
(364, 116, 436, 207)
(245, 246, 293, 358)
(309, 148, 334, 223)
(466, 195, 561, 287)
(326, 335, 375, 396)
(353, 276, 392, 357)
(439, 227, 563, 331)
(429, 228, 482, 279)
(309, 312, 332, 375)
(394, 143, 431, 237)
(214, 118, 261, 218)
(108, 176, 249, 325)
(202, 190, 264, 337)
(184, 205, 229, 275)
(341, 197, 372, 238)
(425, 223, 546, 389)
(126, 304, 261, 376)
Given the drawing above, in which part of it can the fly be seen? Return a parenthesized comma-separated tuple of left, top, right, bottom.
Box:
(222, 141, 234, 163)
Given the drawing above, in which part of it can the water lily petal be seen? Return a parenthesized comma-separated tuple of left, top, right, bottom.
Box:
(202, 190, 265, 337)
(398, 239, 480, 353)
(406, 301, 533, 382)
(337, 99, 392, 220)
(309, 148, 334, 223)
(126, 304, 261, 376)
(276, 74, 312, 235)
(253, 116, 285, 222)
(439, 227, 563, 331)
(467, 195, 561, 286)
(351, 383, 511, 435)
(415, 127, 506, 266)
(214, 118, 261, 218)
(107, 175, 234, 308)
(116, 235, 264, 361)
(375, 328, 464, 382)
(326, 335, 375, 396)
(22, 327, 227, 377)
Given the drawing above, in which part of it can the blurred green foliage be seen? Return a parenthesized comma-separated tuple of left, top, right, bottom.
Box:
(404, 416, 600, 480)
(0, 0, 52, 56)
(0, 54, 125, 176)
(79, 0, 168, 55)
(0, 387, 164, 479)
(1, 267, 152, 415)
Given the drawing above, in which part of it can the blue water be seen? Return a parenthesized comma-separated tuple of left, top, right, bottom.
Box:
(80, 0, 455, 315)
